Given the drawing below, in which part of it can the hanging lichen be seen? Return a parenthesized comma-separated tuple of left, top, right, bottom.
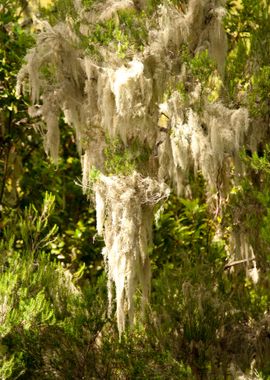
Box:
(17, 0, 257, 333)
(94, 172, 169, 334)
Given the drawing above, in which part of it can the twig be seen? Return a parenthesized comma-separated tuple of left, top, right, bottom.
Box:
(161, 112, 170, 120)
(0, 111, 13, 206)
(224, 258, 255, 270)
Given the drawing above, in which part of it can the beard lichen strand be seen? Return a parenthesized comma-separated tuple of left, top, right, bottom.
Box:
(94, 172, 169, 335)
(43, 111, 60, 164)
(157, 92, 249, 194)
(41, 95, 61, 164)
(97, 0, 135, 22)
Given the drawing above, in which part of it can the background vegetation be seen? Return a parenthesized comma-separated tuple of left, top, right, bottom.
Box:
(1, 0, 270, 379)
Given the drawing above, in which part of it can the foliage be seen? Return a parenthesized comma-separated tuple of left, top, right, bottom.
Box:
(17, 126, 104, 277)
(0, 194, 107, 379)
(104, 137, 151, 176)
(2, 173, 270, 379)
(0, 192, 196, 379)
(225, 0, 270, 110)
(248, 66, 270, 117)
(87, 10, 148, 58)
(2, 0, 270, 379)
(152, 196, 228, 376)
(0, 0, 103, 277)
(40, 0, 148, 59)
(0, 0, 34, 208)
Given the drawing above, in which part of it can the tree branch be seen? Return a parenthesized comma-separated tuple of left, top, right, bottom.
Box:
(224, 258, 255, 270)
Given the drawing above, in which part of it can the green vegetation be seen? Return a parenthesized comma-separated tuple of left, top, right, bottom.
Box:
(104, 137, 151, 176)
(1, 0, 270, 379)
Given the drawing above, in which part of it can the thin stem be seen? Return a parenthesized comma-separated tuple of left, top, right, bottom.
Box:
(224, 257, 255, 270)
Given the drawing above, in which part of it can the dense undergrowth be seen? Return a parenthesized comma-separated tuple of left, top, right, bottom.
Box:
(1, 0, 270, 379)
(1, 181, 270, 379)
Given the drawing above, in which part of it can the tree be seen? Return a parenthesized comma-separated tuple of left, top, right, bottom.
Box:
(18, 1, 266, 326)
(16, 0, 245, 329)
(0, 0, 34, 209)
(0, 0, 103, 277)
(12, 0, 270, 378)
